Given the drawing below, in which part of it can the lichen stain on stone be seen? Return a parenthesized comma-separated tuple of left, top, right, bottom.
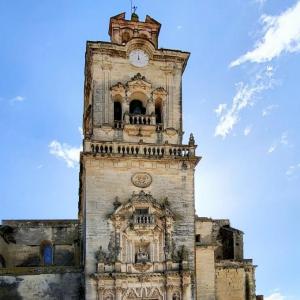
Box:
(0, 278, 23, 300)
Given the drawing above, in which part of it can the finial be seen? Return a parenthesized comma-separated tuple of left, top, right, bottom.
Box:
(189, 133, 195, 146)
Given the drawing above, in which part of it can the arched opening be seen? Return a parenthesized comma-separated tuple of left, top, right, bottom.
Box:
(122, 31, 131, 44)
(130, 100, 146, 115)
(155, 100, 162, 124)
(41, 241, 53, 266)
(0, 255, 6, 268)
(114, 101, 122, 121)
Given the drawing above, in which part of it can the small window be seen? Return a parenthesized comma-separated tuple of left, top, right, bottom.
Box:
(195, 234, 201, 243)
(41, 242, 53, 266)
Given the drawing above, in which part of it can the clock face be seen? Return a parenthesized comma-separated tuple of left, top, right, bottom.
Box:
(129, 49, 149, 68)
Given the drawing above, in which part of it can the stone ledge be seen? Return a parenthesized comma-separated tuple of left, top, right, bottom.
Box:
(0, 266, 82, 276)
(215, 259, 256, 269)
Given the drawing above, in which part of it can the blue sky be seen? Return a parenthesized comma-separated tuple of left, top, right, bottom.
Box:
(1, 1, 300, 299)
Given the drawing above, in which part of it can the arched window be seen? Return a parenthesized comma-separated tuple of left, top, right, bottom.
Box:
(114, 101, 122, 121)
(0, 255, 6, 268)
(155, 101, 162, 124)
(41, 241, 53, 266)
(130, 100, 146, 115)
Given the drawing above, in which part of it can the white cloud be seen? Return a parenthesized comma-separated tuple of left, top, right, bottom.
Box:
(268, 144, 276, 153)
(244, 125, 252, 136)
(286, 163, 300, 176)
(10, 95, 26, 104)
(214, 104, 227, 116)
(262, 104, 279, 116)
(268, 132, 290, 154)
(49, 140, 82, 168)
(215, 66, 275, 138)
(265, 292, 286, 300)
(230, 1, 300, 67)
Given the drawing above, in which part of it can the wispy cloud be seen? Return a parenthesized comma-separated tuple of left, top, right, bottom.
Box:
(268, 132, 290, 153)
(9, 95, 26, 104)
(214, 66, 275, 138)
(214, 104, 227, 116)
(177, 25, 183, 30)
(262, 104, 279, 117)
(265, 292, 286, 300)
(230, 1, 300, 67)
(286, 163, 300, 177)
(49, 140, 82, 168)
(244, 125, 252, 136)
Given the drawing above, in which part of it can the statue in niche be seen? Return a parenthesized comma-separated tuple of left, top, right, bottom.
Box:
(135, 247, 150, 263)
(95, 246, 106, 263)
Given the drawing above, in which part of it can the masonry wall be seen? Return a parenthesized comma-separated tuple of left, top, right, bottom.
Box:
(195, 247, 215, 300)
(215, 268, 246, 300)
(0, 221, 79, 268)
(0, 272, 82, 300)
(83, 155, 196, 299)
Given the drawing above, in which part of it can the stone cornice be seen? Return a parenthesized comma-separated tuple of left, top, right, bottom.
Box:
(86, 41, 190, 72)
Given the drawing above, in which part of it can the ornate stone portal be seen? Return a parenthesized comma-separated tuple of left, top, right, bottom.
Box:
(92, 191, 192, 300)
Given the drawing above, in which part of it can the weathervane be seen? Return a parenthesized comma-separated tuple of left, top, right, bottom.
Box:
(130, 0, 138, 14)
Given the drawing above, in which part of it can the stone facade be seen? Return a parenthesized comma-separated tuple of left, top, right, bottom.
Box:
(0, 12, 263, 300)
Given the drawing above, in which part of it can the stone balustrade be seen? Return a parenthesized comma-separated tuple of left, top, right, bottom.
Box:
(85, 141, 196, 158)
(124, 114, 156, 126)
(133, 214, 155, 225)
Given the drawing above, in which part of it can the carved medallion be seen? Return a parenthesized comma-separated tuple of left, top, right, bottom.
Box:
(132, 172, 152, 188)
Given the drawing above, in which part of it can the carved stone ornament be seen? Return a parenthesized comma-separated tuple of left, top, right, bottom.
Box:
(131, 172, 152, 188)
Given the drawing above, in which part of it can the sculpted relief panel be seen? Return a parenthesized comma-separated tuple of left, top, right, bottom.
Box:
(131, 172, 152, 188)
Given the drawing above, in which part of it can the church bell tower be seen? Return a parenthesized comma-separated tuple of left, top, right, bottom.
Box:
(79, 12, 200, 300)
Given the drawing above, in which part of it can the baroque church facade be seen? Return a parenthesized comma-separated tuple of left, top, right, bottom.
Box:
(0, 12, 264, 300)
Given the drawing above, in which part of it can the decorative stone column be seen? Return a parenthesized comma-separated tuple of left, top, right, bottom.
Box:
(166, 284, 174, 300)
(97, 286, 105, 300)
(116, 287, 123, 300)
(100, 56, 112, 125)
(161, 63, 176, 129)
(182, 273, 192, 300)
